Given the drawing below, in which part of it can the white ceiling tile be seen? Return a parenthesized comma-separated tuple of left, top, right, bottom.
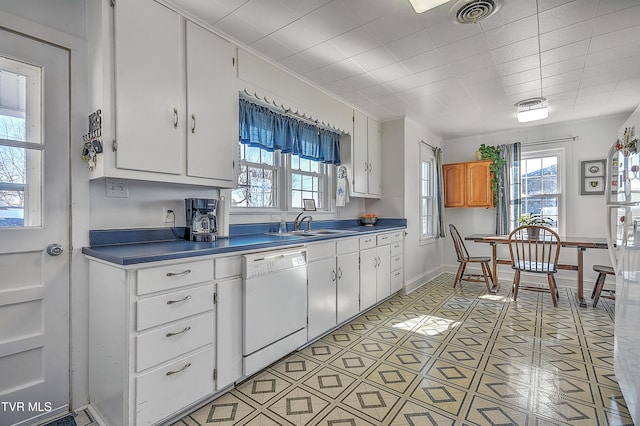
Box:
(585, 45, 633, 68)
(318, 58, 365, 81)
(579, 74, 621, 90)
(384, 75, 422, 92)
(303, 67, 337, 85)
(369, 93, 405, 107)
(465, 78, 506, 98)
(540, 19, 594, 52)
(495, 54, 539, 76)
(484, 15, 538, 50)
(538, 0, 598, 33)
(351, 46, 399, 71)
(301, 42, 348, 66)
(304, 1, 373, 40)
(543, 69, 582, 87)
(407, 95, 449, 116)
(366, 13, 424, 44)
(541, 55, 585, 78)
(581, 62, 622, 80)
(438, 35, 490, 63)
(537, 0, 574, 13)
(323, 78, 359, 94)
(250, 36, 297, 61)
(448, 52, 496, 74)
(478, 0, 537, 30)
(578, 82, 618, 97)
(490, 37, 539, 64)
(339, 73, 381, 92)
(214, 12, 269, 44)
(271, 18, 331, 52)
(504, 80, 542, 96)
(597, 0, 640, 16)
(457, 66, 501, 85)
(401, 49, 447, 74)
(425, 19, 483, 48)
(368, 63, 411, 83)
(413, 65, 454, 86)
(501, 68, 540, 87)
(359, 83, 393, 99)
(588, 26, 640, 53)
(544, 80, 580, 95)
(329, 26, 381, 57)
(169, 0, 238, 24)
(278, 53, 322, 75)
(506, 89, 542, 104)
(541, 39, 589, 66)
(386, 30, 438, 61)
(232, 0, 303, 34)
(277, 0, 333, 16)
(593, 5, 640, 36)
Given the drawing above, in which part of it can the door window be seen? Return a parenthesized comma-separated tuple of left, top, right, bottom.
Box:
(0, 57, 42, 227)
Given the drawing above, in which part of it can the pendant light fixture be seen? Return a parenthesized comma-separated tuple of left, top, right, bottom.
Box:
(516, 0, 548, 123)
(408, 0, 451, 13)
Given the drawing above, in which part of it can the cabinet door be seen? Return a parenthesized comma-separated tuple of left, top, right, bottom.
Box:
(467, 161, 493, 207)
(186, 22, 235, 184)
(367, 117, 381, 197)
(308, 258, 337, 340)
(337, 252, 360, 323)
(376, 245, 391, 301)
(443, 163, 465, 207)
(216, 277, 242, 389)
(359, 248, 377, 311)
(352, 110, 369, 195)
(114, 0, 183, 174)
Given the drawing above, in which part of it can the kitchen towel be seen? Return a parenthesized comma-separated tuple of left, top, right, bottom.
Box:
(336, 166, 349, 207)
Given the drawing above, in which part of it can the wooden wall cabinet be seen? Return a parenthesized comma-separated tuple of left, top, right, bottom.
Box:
(443, 160, 493, 208)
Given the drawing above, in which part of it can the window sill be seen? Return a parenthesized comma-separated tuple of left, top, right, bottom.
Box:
(420, 236, 438, 246)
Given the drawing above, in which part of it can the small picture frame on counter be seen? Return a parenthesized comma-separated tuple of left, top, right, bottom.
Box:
(580, 159, 606, 195)
(303, 198, 317, 211)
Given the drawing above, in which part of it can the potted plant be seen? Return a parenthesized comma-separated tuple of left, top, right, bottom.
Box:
(517, 213, 553, 239)
(478, 144, 506, 206)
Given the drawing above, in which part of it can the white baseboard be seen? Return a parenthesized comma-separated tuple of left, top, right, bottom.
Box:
(404, 266, 447, 294)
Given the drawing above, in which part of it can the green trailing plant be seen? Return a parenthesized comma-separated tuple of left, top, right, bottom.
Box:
(478, 144, 506, 205)
(517, 213, 553, 226)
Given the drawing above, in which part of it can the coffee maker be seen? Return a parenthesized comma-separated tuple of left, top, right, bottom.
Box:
(185, 198, 218, 242)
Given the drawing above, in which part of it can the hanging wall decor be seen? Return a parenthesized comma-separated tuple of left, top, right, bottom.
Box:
(580, 159, 606, 195)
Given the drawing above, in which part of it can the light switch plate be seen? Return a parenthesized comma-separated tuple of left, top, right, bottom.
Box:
(105, 178, 129, 198)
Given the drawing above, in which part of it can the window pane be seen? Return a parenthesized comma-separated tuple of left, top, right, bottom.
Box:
(292, 191, 302, 208)
(291, 155, 299, 170)
(245, 146, 261, 163)
(0, 59, 42, 228)
(302, 175, 313, 191)
(231, 188, 248, 207)
(300, 158, 310, 172)
(262, 150, 274, 166)
(292, 173, 301, 190)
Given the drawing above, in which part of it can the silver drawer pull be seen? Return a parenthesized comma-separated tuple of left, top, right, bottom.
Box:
(166, 362, 191, 376)
(166, 269, 191, 277)
(166, 295, 191, 305)
(165, 326, 191, 338)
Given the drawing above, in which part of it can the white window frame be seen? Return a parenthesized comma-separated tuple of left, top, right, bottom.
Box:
(232, 144, 280, 210)
(232, 141, 333, 213)
(519, 147, 565, 235)
(0, 57, 42, 227)
(420, 143, 437, 243)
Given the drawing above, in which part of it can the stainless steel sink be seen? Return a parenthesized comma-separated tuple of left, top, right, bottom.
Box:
(270, 229, 357, 237)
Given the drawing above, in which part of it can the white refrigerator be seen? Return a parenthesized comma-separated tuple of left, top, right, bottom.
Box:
(605, 114, 640, 423)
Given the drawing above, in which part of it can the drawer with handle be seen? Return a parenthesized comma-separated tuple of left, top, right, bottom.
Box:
(391, 254, 403, 272)
(137, 259, 213, 296)
(136, 346, 214, 426)
(359, 235, 376, 250)
(136, 311, 214, 371)
(137, 283, 214, 331)
(376, 233, 392, 246)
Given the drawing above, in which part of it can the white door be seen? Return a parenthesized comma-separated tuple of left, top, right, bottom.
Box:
(0, 29, 70, 426)
(307, 258, 337, 340)
(359, 248, 377, 310)
(337, 252, 360, 323)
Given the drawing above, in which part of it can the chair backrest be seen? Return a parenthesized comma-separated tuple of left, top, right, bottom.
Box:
(508, 225, 561, 273)
(449, 224, 469, 262)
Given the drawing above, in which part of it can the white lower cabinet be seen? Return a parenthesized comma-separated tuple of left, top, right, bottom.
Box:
(336, 238, 360, 323)
(215, 276, 243, 389)
(359, 232, 404, 312)
(89, 258, 219, 426)
(307, 242, 338, 340)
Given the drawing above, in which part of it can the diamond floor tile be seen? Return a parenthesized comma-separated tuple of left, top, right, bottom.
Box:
(177, 274, 630, 426)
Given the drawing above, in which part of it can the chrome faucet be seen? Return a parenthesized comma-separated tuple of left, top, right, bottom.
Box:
(293, 212, 313, 231)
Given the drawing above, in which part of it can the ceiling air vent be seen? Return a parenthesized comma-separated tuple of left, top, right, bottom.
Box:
(449, 0, 502, 24)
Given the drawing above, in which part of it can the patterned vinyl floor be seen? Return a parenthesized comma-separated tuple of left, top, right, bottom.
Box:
(174, 273, 633, 425)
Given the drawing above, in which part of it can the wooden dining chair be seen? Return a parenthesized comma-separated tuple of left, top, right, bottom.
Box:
(591, 264, 615, 307)
(449, 224, 494, 292)
(507, 225, 561, 307)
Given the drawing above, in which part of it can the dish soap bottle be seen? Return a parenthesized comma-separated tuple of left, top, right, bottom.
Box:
(279, 218, 287, 233)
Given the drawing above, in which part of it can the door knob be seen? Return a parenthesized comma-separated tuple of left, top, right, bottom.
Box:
(47, 243, 64, 256)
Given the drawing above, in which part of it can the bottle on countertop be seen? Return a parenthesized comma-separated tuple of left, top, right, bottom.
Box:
(279, 218, 287, 233)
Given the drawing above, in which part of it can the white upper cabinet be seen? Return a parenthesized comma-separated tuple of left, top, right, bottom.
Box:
(186, 21, 235, 184)
(96, 0, 237, 187)
(114, 0, 183, 175)
(351, 110, 381, 198)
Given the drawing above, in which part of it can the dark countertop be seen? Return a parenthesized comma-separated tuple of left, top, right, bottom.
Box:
(82, 221, 406, 266)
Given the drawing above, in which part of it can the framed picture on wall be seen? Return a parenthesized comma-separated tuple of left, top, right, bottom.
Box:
(580, 159, 606, 195)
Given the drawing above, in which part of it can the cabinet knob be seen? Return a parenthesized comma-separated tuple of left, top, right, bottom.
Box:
(173, 108, 179, 129)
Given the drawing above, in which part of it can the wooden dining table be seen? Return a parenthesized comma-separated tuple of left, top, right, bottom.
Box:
(465, 234, 609, 308)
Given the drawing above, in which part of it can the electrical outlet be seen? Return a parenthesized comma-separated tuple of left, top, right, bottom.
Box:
(163, 207, 174, 223)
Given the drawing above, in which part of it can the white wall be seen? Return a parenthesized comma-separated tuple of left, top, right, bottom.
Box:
(370, 117, 445, 292)
(443, 113, 628, 287)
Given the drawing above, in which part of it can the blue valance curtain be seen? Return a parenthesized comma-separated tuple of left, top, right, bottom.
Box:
(239, 98, 341, 165)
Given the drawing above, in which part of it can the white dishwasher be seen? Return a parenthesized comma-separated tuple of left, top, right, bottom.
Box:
(243, 247, 308, 376)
